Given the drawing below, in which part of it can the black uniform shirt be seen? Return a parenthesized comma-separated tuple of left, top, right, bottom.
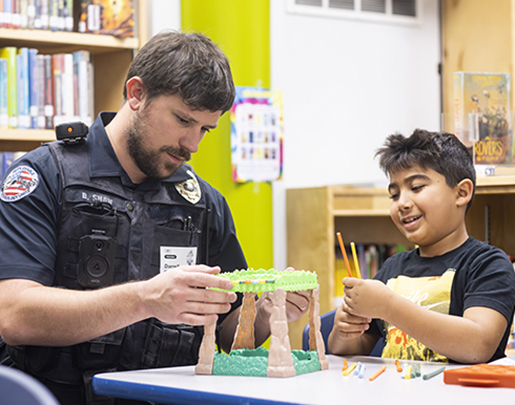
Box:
(0, 112, 247, 289)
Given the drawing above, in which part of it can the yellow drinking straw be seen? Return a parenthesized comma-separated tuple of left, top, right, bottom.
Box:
(350, 242, 362, 279)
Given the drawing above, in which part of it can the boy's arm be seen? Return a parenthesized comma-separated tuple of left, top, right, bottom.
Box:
(343, 277, 507, 363)
(327, 303, 380, 355)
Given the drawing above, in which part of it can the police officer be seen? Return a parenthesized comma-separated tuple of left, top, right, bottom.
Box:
(0, 31, 310, 405)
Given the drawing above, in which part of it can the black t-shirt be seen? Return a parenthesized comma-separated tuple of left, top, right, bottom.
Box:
(367, 237, 515, 363)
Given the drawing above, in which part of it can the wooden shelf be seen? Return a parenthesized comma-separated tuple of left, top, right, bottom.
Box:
(0, 23, 145, 147)
(0, 129, 55, 142)
(0, 28, 139, 54)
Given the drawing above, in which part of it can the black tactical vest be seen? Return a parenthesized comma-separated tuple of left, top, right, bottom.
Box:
(9, 139, 208, 390)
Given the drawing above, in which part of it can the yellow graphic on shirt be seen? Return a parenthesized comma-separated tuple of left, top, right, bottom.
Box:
(381, 269, 455, 362)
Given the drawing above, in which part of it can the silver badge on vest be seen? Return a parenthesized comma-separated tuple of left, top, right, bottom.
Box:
(175, 170, 201, 204)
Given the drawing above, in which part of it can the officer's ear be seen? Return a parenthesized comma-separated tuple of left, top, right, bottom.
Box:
(125, 76, 145, 111)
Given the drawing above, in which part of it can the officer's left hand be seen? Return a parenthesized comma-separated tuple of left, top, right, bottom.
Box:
(257, 267, 310, 323)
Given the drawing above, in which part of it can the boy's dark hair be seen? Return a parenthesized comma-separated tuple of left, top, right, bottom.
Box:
(375, 129, 476, 211)
(123, 30, 235, 113)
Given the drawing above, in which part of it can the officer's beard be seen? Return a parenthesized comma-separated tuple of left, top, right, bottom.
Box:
(125, 110, 191, 180)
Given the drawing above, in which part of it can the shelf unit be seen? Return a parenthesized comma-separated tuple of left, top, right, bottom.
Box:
(0, 5, 147, 152)
(285, 177, 515, 350)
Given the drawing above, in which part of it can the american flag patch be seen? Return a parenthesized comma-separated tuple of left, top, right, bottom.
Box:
(1, 166, 39, 202)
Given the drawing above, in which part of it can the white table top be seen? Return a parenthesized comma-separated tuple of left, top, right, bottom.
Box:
(93, 355, 515, 405)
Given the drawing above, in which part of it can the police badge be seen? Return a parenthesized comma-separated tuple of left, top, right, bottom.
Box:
(175, 170, 201, 204)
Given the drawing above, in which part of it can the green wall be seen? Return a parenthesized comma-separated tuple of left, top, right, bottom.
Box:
(181, 0, 273, 270)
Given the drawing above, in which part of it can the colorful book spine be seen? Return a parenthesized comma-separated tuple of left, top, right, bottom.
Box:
(19, 0, 28, 28)
(39, 0, 49, 30)
(36, 54, 46, 128)
(61, 52, 77, 122)
(12, 0, 21, 29)
(63, 0, 71, 31)
(3, 0, 12, 28)
(73, 50, 92, 125)
(28, 48, 39, 128)
(0, 0, 4, 27)
(17, 47, 30, 129)
(0, 47, 18, 128)
(27, 0, 36, 28)
(43, 53, 53, 129)
(0, 58, 7, 128)
(52, 53, 62, 126)
(2, 152, 14, 178)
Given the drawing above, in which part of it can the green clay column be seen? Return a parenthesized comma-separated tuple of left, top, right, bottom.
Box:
(182, 0, 273, 270)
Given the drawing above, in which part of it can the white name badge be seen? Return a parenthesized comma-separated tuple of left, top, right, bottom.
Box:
(160, 246, 198, 273)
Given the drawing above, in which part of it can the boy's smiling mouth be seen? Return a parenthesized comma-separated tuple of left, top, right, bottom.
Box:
(402, 215, 422, 226)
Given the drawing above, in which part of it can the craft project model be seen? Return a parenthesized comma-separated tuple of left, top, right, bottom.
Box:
(195, 268, 329, 378)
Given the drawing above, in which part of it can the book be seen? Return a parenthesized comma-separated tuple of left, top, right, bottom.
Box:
(0, 47, 18, 128)
(2, 152, 14, 178)
(0, 0, 4, 27)
(12, 0, 21, 29)
(17, 47, 30, 129)
(61, 52, 74, 120)
(36, 54, 46, 128)
(43, 54, 53, 129)
(52, 53, 62, 126)
(19, 0, 28, 28)
(0, 58, 7, 128)
(453, 72, 511, 165)
(39, 0, 49, 29)
(27, 0, 36, 28)
(3, 0, 12, 28)
(63, 0, 71, 30)
(73, 50, 92, 125)
(28, 48, 38, 128)
(78, 0, 133, 38)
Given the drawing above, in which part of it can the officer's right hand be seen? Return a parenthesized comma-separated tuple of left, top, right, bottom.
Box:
(141, 265, 236, 326)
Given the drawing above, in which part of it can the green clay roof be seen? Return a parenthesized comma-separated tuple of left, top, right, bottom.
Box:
(215, 268, 318, 293)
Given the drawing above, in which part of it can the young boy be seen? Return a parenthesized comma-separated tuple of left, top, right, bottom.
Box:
(328, 129, 515, 363)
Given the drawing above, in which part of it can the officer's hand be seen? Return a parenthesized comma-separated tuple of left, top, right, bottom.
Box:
(142, 265, 236, 326)
(257, 267, 310, 323)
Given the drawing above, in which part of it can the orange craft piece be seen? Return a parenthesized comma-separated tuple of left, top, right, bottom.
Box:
(444, 364, 515, 388)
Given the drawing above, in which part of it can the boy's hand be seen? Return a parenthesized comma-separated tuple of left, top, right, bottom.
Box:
(342, 277, 392, 319)
(333, 301, 371, 339)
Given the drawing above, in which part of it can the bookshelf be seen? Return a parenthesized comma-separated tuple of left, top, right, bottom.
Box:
(0, 2, 147, 152)
(285, 178, 515, 350)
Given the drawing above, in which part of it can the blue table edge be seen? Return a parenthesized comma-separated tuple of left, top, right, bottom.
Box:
(92, 375, 298, 405)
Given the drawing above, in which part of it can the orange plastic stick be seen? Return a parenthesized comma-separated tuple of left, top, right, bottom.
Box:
(336, 232, 353, 278)
(342, 359, 348, 371)
(369, 365, 387, 382)
(395, 359, 403, 372)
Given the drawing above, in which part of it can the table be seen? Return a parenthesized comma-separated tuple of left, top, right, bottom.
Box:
(92, 355, 514, 405)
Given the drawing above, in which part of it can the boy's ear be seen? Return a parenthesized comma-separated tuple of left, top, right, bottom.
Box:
(456, 178, 474, 207)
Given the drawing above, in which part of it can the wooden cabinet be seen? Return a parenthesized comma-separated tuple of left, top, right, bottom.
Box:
(0, 2, 147, 152)
(286, 177, 515, 350)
